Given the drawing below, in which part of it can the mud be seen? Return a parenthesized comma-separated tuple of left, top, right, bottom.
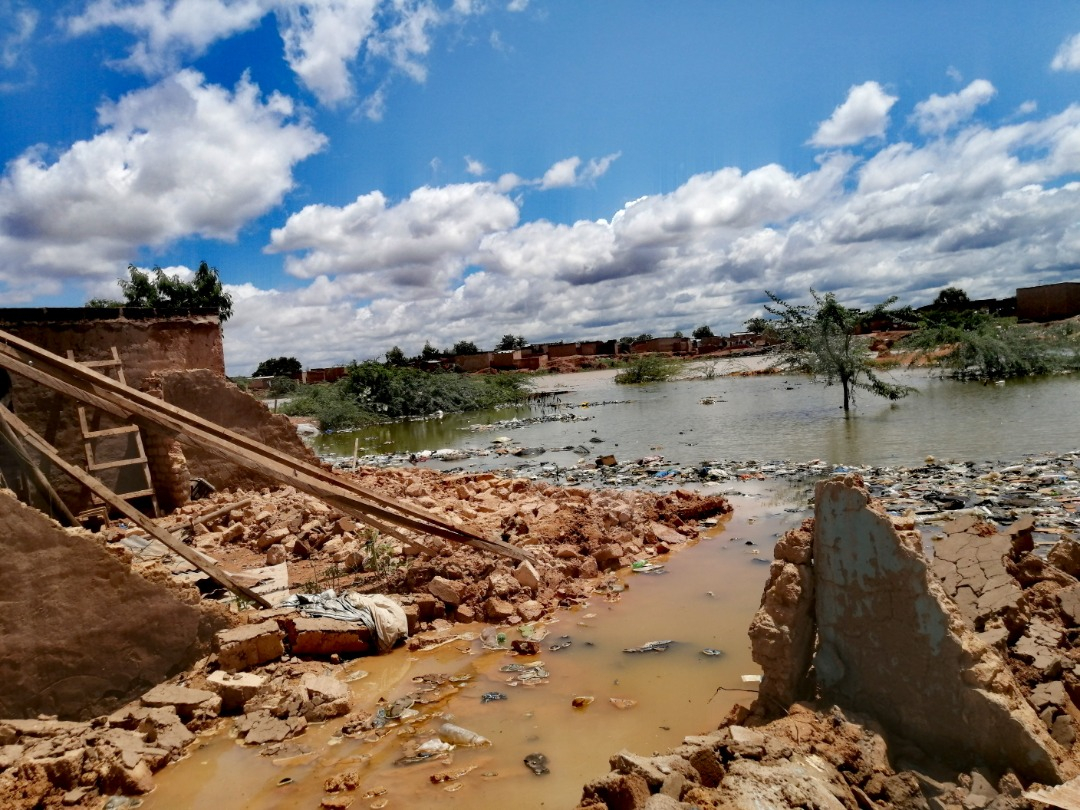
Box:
(575, 474, 1080, 809)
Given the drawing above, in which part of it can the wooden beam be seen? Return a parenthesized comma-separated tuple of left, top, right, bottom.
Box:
(0, 407, 272, 608)
(0, 409, 78, 526)
(0, 329, 532, 563)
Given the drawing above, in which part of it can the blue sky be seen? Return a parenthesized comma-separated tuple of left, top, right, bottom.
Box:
(2, 2, 1080, 373)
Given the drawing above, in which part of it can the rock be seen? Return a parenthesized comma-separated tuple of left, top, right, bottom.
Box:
(237, 710, 306, 745)
(216, 620, 286, 672)
(428, 576, 465, 606)
(265, 544, 286, 565)
(1030, 681, 1067, 711)
(257, 526, 290, 550)
(140, 684, 221, 721)
(580, 771, 650, 810)
(517, 599, 545, 621)
(289, 617, 372, 656)
(1048, 538, 1080, 577)
(1058, 583, 1080, 626)
(299, 673, 351, 721)
(484, 598, 516, 622)
(514, 560, 542, 591)
(649, 522, 685, 546)
(594, 544, 624, 571)
(206, 670, 265, 713)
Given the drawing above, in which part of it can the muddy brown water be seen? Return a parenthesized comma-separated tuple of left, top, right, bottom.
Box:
(143, 486, 803, 810)
(145, 369, 1079, 808)
(313, 367, 1080, 470)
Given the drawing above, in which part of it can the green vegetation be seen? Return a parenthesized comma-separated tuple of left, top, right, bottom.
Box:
(614, 354, 680, 384)
(87, 262, 234, 322)
(692, 325, 714, 339)
(496, 334, 528, 350)
(903, 318, 1080, 381)
(756, 290, 914, 412)
(280, 361, 531, 430)
(253, 356, 302, 377)
(451, 340, 480, 355)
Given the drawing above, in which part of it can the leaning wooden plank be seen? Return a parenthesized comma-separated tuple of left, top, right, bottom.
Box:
(0, 330, 532, 563)
(0, 407, 273, 608)
(0, 410, 78, 526)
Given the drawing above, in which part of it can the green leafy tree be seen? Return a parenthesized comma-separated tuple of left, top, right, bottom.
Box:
(496, 334, 528, 350)
(419, 342, 442, 361)
(384, 346, 407, 366)
(618, 336, 635, 353)
(452, 340, 480, 355)
(692, 325, 714, 339)
(253, 356, 302, 377)
(903, 319, 1080, 381)
(673, 330, 685, 338)
(614, 354, 679, 385)
(756, 290, 914, 413)
(633, 333, 654, 344)
(933, 287, 970, 309)
(103, 262, 234, 321)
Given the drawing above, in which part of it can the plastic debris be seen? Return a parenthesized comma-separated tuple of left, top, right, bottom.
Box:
(623, 640, 673, 653)
(524, 753, 550, 775)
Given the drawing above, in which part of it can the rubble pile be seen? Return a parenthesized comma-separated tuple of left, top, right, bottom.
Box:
(576, 703, 1034, 810)
(576, 475, 1080, 809)
(148, 468, 731, 627)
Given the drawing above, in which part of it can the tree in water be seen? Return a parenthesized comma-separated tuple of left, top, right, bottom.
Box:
(755, 290, 914, 413)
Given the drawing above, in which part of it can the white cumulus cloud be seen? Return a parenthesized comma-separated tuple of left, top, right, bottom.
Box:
(0, 70, 325, 300)
(539, 152, 621, 189)
(911, 79, 996, 135)
(1051, 32, 1080, 71)
(810, 81, 898, 147)
(66, 0, 482, 107)
(266, 182, 520, 293)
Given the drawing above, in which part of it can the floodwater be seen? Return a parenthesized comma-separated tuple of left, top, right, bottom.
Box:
(313, 364, 1080, 472)
(145, 486, 802, 810)
(145, 366, 1080, 809)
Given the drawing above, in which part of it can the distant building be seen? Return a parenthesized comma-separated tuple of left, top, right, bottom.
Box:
(631, 337, 692, 354)
(302, 366, 346, 384)
(1016, 282, 1080, 322)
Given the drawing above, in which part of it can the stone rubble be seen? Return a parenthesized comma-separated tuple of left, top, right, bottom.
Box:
(575, 472, 1080, 809)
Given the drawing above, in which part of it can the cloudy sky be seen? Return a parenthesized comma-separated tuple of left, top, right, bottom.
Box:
(2, 2, 1080, 373)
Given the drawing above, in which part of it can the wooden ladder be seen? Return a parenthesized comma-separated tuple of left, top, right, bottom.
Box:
(67, 347, 158, 517)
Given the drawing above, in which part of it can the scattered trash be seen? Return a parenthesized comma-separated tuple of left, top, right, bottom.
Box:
(630, 561, 666, 574)
(623, 640, 674, 653)
(524, 752, 550, 775)
(549, 637, 572, 652)
(741, 674, 763, 683)
(701, 648, 725, 657)
(571, 695, 594, 708)
(609, 698, 637, 710)
(481, 692, 508, 703)
(437, 722, 491, 747)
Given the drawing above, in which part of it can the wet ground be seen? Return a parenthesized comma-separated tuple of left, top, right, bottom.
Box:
(142, 483, 805, 810)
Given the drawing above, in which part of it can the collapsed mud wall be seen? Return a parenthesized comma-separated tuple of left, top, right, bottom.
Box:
(158, 369, 316, 492)
(750, 476, 1071, 785)
(0, 309, 225, 514)
(0, 489, 222, 721)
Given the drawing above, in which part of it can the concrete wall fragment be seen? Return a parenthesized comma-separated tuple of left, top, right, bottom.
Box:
(811, 477, 1067, 784)
(0, 489, 222, 721)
